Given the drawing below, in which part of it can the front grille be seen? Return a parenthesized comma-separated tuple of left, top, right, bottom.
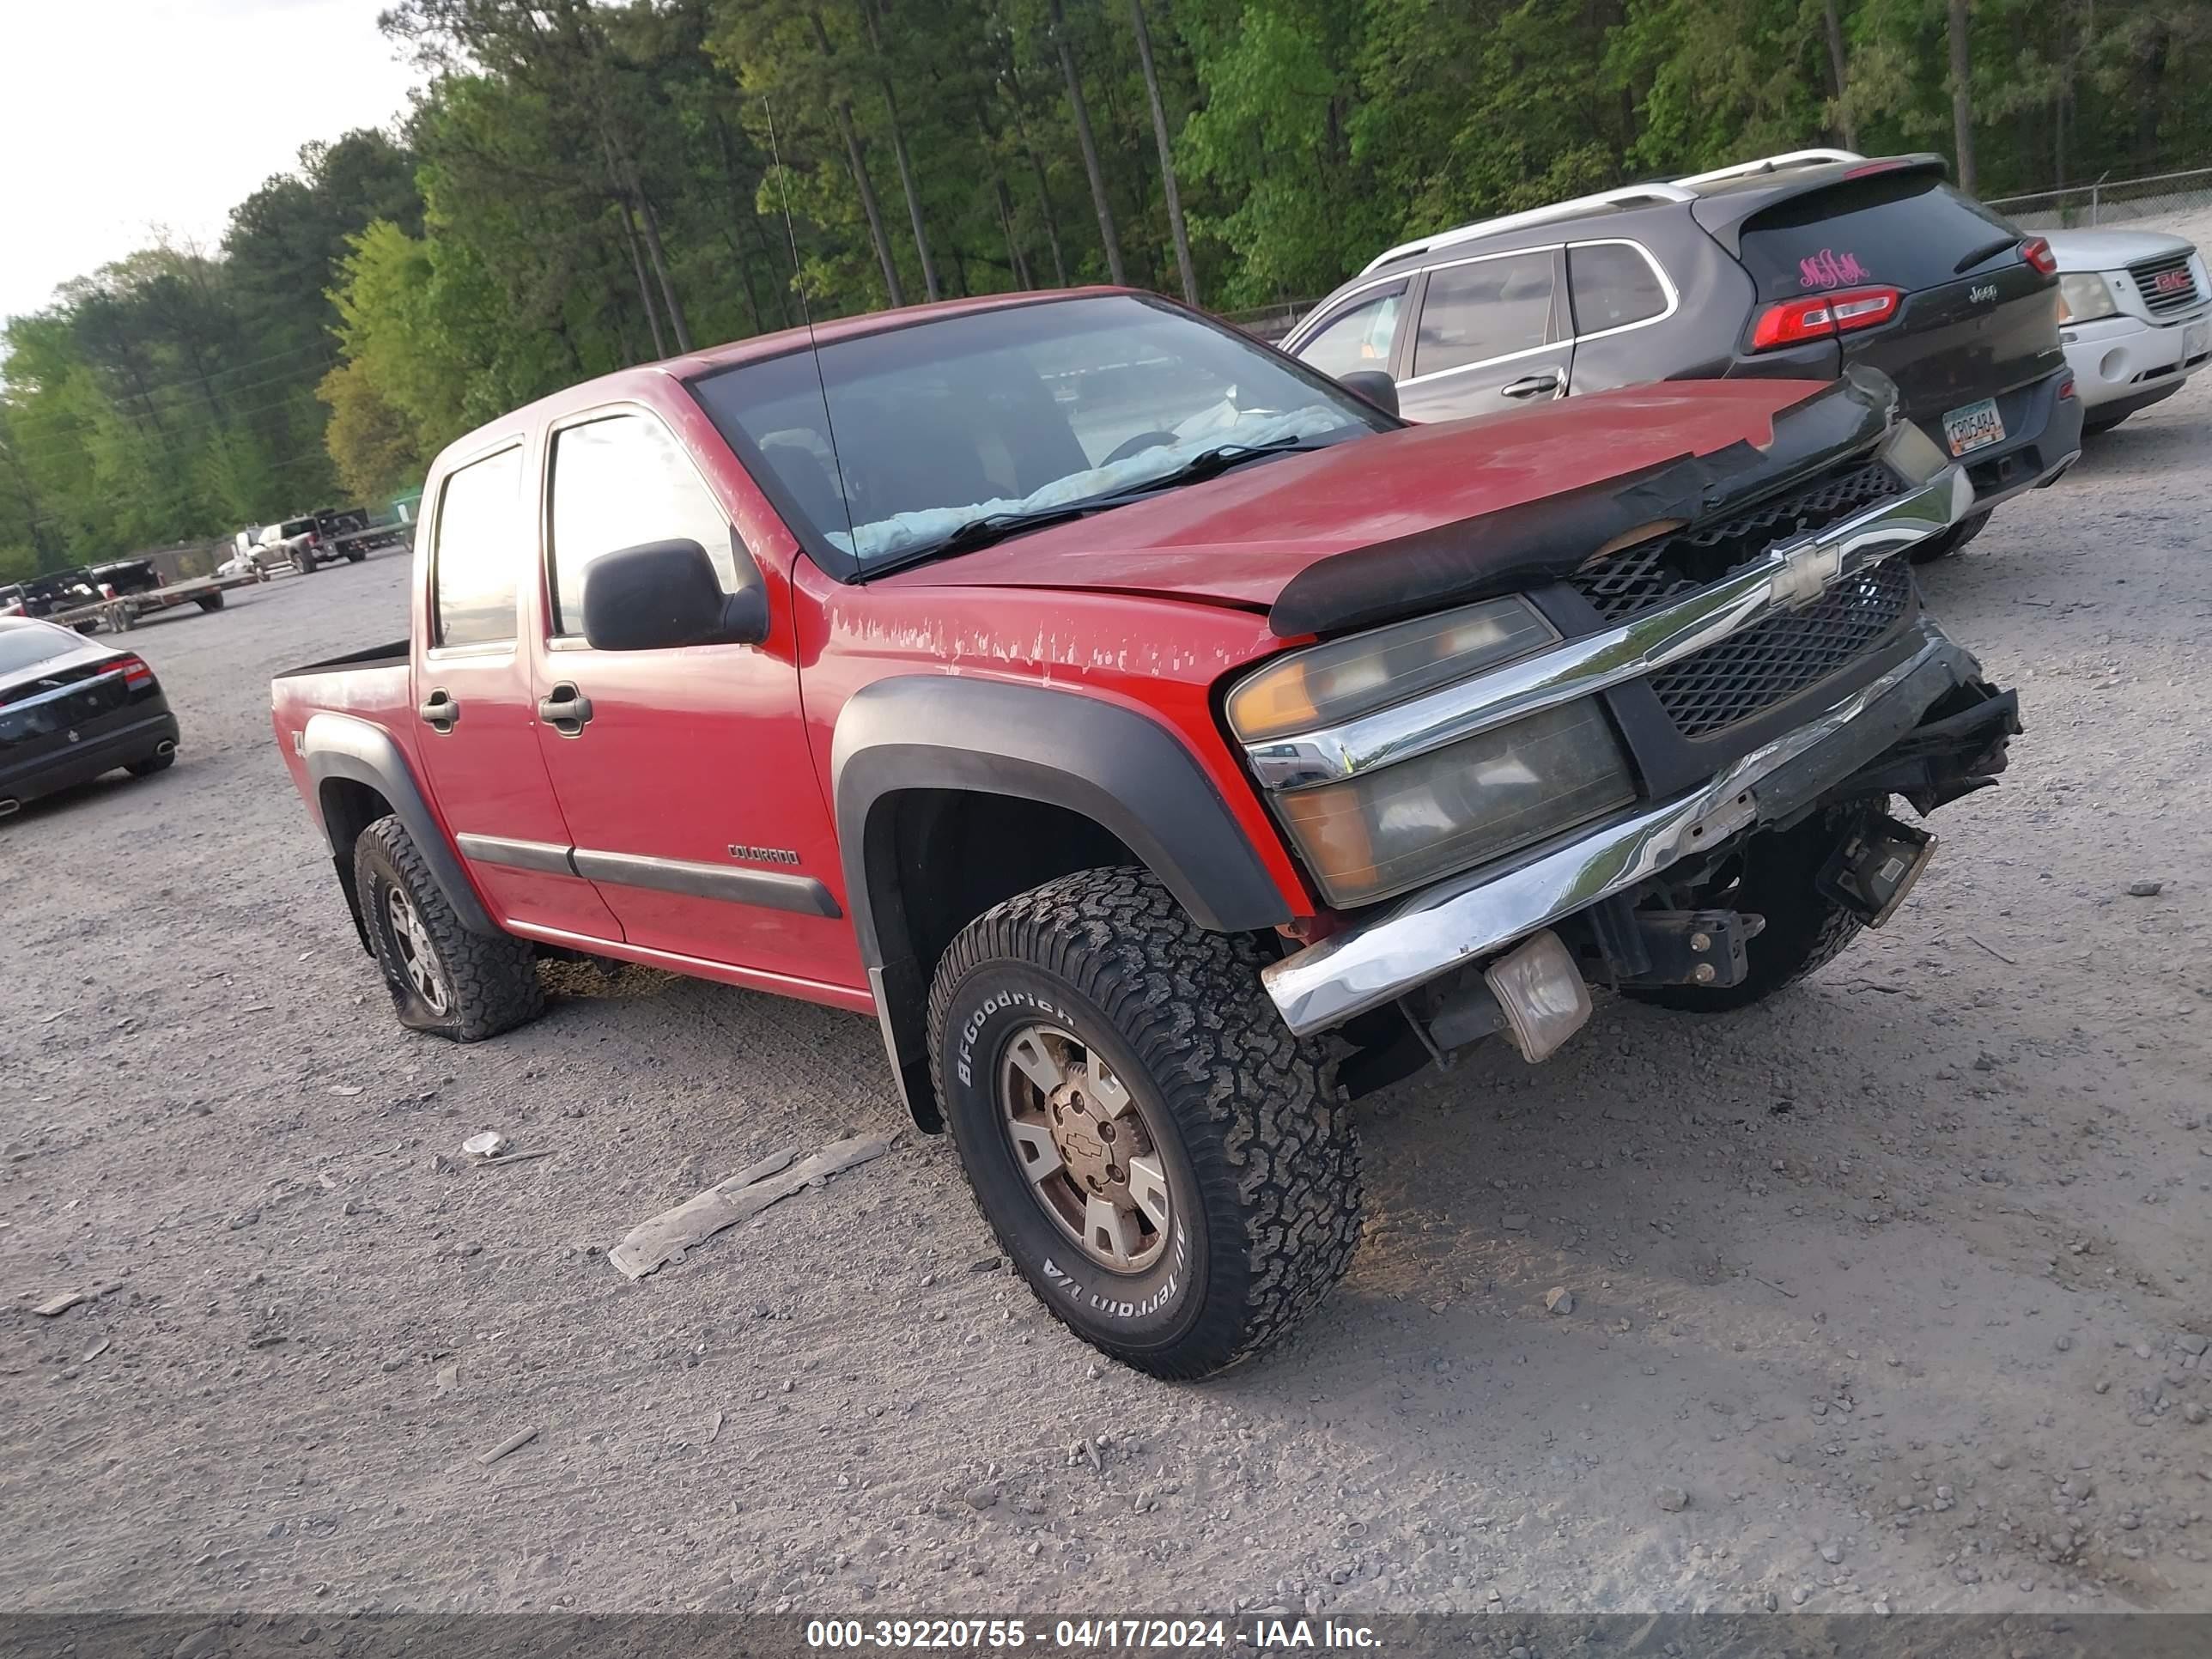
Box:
(1650, 560, 1914, 738)
(2129, 251, 2203, 317)
(1570, 461, 1905, 623)
(1566, 459, 1915, 740)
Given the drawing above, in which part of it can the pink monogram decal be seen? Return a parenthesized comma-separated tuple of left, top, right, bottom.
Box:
(1798, 248, 1870, 290)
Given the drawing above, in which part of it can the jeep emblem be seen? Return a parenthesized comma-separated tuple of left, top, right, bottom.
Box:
(1969, 283, 1998, 304)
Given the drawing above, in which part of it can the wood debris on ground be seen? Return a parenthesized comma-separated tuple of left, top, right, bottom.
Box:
(608, 1133, 897, 1280)
(477, 1425, 538, 1467)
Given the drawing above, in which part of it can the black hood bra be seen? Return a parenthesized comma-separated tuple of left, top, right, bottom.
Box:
(1267, 368, 1899, 641)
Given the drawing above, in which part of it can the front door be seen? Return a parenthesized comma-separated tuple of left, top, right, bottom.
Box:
(410, 441, 622, 943)
(1395, 246, 1575, 423)
(526, 405, 858, 991)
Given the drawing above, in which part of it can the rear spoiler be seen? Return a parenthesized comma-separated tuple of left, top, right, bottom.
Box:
(1690, 154, 1953, 256)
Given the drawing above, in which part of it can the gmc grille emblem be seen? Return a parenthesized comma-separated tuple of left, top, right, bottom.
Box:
(2154, 270, 2193, 294)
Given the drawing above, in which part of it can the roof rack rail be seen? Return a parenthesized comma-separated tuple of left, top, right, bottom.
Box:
(1356, 182, 1697, 276)
(1670, 148, 1865, 189)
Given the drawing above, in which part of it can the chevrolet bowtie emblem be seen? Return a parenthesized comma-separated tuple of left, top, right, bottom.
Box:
(1771, 539, 1844, 609)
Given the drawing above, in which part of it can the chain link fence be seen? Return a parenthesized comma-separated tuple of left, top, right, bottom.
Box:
(1987, 167, 2212, 230)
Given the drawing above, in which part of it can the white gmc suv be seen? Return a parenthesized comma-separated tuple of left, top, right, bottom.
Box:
(2047, 227, 2210, 433)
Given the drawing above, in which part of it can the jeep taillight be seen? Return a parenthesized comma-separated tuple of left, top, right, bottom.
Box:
(1748, 286, 1901, 351)
(2021, 236, 2057, 277)
(113, 653, 155, 690)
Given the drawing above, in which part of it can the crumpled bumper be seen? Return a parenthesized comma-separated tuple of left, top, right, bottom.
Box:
(1261, 623, 2016, 1036)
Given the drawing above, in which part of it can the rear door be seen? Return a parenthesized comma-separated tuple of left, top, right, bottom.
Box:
(1395, 246, 1573, 422)
(526, 400, 857, 990)
(1725, 173, 2063, 450)
(410, 442, 623, 943)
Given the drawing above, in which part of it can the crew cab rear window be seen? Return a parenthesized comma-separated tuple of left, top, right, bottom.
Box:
(431, 447, 524, 647)
(1413, 252, 1557, 377)
(547, 413, 738, 636)
(1735, 173, 2021, 300)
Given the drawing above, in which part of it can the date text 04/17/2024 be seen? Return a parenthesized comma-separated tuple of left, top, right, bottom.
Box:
(802, 1619, 1382, 1650)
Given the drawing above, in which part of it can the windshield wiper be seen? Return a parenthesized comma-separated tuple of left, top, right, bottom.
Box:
(865, 436, 1331, 576)
(919, 502, 1100, 561)
(1954, 234, 2021, 274)
(1107, 434, 1327, 498)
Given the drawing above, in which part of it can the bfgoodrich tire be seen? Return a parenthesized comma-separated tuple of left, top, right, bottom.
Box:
(354, 815, 544, 1041)
(927, 867, 1361, 1379)
(1623, 799, 1879, 1014)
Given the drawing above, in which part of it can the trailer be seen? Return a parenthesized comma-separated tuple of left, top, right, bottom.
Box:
(54, 565, 265, 633)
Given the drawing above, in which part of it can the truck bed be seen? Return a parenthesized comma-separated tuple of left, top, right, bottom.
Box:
(277, 640, 410, 679)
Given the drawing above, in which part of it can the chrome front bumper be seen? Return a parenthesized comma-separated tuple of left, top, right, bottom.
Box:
(1258, 430, 1979, 1038)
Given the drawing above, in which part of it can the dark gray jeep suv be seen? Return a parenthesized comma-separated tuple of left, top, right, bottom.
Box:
(1285, 149, 2083, 561)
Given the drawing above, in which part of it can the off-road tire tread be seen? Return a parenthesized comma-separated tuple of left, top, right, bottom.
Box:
(927, 866, 1362, 1378)
(356, 814, 543, 1042)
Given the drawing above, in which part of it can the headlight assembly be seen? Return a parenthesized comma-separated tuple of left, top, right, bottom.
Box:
(2057, 272, 2119, 324)
(1271, 698, 1636, 907)
(1224, 596, 1557, 740)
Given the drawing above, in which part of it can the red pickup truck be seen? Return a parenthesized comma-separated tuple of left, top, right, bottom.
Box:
(273, 289, 2019, 1376)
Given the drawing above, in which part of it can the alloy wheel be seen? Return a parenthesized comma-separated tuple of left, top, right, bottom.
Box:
(997, 1023, 1171, 1272)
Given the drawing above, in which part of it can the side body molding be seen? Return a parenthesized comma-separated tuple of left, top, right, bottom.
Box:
(830, 676, 1294, 1128)
(300, 712, 500, 938)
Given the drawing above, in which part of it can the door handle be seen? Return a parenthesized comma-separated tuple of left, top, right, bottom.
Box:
(418, 689, 459, 733)
(1501, 371, 1564, 400)
(537, 683, 593, 738)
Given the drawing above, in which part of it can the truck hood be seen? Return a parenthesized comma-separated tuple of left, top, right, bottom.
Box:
(2044, 227, 2197, 270)
(878, 380, 1831, 623)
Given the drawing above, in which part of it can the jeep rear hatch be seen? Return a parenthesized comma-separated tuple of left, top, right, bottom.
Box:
(1703, 165, 2063, 436)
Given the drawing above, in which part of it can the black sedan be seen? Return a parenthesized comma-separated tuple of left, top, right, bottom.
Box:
(0, 617, 180, 817)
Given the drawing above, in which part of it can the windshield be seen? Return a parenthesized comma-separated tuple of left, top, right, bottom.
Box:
(690, 295, 1391, 570)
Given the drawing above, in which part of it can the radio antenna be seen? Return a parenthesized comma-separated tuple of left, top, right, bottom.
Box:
(763, 98, 859, 559)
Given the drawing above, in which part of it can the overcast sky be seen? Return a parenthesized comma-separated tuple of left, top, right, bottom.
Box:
(1, 0, 425, 324)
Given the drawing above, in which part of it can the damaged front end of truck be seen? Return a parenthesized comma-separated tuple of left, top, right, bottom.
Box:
(1233, 368, 2021, 1087)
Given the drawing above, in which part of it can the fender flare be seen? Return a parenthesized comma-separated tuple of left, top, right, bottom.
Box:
(301, 712, 499, 937)
(830, 676, 1293, 1127)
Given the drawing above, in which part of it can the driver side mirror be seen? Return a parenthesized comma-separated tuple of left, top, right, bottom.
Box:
(1337, 369, 1400, 418)
(580, 538, 769, 653)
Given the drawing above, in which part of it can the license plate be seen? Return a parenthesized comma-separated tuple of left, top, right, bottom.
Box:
(1942, 397, 2005, 456)
(2186, 319, 2209, 362)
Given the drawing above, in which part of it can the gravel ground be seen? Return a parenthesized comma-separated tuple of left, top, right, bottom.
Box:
(4, 360, 2209, 1621)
